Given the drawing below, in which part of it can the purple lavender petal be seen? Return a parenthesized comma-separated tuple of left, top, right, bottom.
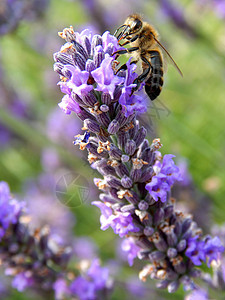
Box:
(121, 237, 141, 266)
(53, 278, 70, 300)
(185, 237, 205, 266)
(70, 277, 96, 300)
(63, 65, 93, 97)
(203, 236, 225, 267)
(91, 56, 124, 99)
(11, 272, 34, 292)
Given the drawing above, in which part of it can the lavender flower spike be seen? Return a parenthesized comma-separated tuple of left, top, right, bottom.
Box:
(54, 26, 224, 293)
(0, 182, 112, 299)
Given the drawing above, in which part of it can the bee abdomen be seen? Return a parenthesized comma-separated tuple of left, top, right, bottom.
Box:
(145, 50, 163, 101)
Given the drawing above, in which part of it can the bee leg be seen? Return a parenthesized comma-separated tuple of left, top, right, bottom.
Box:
(132, 55, 152, 92)
(112, 47, 139, 56)
(115, 60, 138, 74)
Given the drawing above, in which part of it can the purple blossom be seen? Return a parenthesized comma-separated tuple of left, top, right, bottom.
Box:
(203, 236, 225, 267)
(70, 259, 110, 300)
(185, 237, 206, 266)
(177, 159, 192, 186)
(58, 81, 81, 115)
(186, 235, 224, 267)
(0, 181, 10, 203)
(62, 64, 93, 97)
(53, 278, 70, 300)
(23, 175, 75, 241)
(92, 201, 140, 237)
(145, 175, 169, 203)
(87, 259, 109, 289)
(0, 182, 24, 239)
(74, 28, 93, 45)
(58, 94, 81, 115)
(11, 272, 34, 292)
(161, 154, 182, 185)
(214, 1, 225, 19)
(91, 56, 124, 99)
(73, 237, 98, 259)
(185, 288, 209, 300)
(70, 277, 96, 300)
(126, 276, 151, 298)
(121, 238, 141, 266)
(146, 154, 182, 203)
(119, 59, 147, 117)
(101, 31, 122, 53)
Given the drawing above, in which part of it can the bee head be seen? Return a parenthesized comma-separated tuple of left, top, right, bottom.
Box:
(126, 14, 143, 34)
(115, 14, 143, 41)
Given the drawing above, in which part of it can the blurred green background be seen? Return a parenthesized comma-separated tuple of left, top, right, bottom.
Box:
(0, 0, 225, 299)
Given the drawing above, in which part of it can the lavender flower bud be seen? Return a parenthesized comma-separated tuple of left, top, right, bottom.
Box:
(143, 226, 154, 236)
(96, 112, 111, 128)
(177, 239, 187, 252)
(77, 108, 95, 121)
(109, 144, 122, 160)
(120, 204, 136, 213)
(117, 132, 129, 150)
(82, 92, 97, 106)
(167, 281, 180, 293)
(84, 118, 100, 133)
(83, 36, 91, 55)
(134, 127, 147, 148)
(101, 93, 111, 105)
(125, 140, 136, 156)
(91, 34, 103, 55)
(73, 52, 86, 70)
(140, 147, 152, 162)
(167, 248, 178, 258)
(130, 168, 142, 182)
(140, 167, 154, 182)
(114, 163, 129, 177)
(72, 40, 88, 60)
(153, 232, 168, 252)
(105, 175, 122, 189)
(54, 52, 75, 66)
(93, 45, 104, 67)
(153, 208, 165, 226)
(121, 155, 130, 163)
(121, 176, 133, 189)
(100, 104, 109, 112)
(138, 200, 149, 211)
(85, 59, 96, 72)
(108, 120, 120, 134)
(149, 251, 166, 263)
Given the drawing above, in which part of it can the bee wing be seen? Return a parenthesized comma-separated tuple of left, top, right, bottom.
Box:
(152, 35, 183, 77)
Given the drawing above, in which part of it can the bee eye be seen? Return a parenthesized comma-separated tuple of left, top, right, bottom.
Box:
(133, 19, 142, 31)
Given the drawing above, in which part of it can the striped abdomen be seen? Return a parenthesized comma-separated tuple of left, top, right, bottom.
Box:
(145, 50, 163, 101)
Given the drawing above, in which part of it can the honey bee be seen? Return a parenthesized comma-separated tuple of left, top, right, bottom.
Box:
(114, 14, 183, 101)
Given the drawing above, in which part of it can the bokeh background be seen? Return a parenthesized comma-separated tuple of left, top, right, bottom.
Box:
(0, 0, 225, 299)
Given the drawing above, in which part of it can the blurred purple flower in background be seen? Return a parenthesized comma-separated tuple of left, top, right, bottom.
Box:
(0, 0, 50, 35)
(70, 259, 112, 300)
(23, 174, 75, 241)
(0, 181, 112, 299)
(185, 287, 209, 300)
(121, 238, 141, 266)
(197, 0, 225, 19)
